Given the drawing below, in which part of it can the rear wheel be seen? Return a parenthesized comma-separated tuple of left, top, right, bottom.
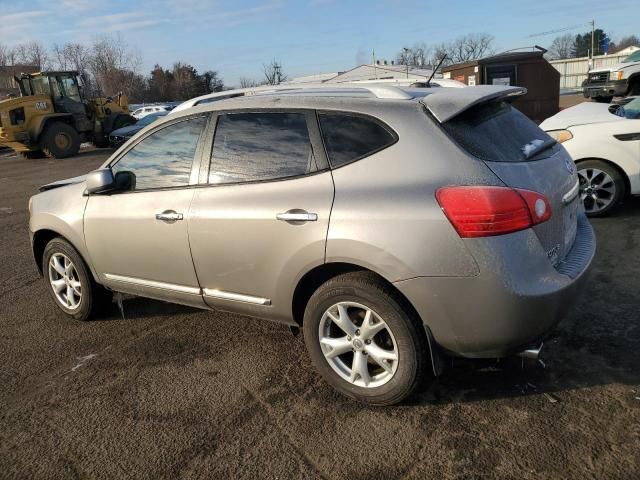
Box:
(40, 122, 80, 159)
(577, 159, 626, 217)
(303, 272, 429, 406)
(43, 238, 111, 321)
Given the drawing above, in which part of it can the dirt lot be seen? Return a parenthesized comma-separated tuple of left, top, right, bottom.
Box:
(0, 148, 639, 479)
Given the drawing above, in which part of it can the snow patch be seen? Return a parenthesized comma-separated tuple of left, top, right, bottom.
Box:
(521, 139, 545, 157)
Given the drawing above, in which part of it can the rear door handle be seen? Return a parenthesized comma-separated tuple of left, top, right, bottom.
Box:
(276, 211, 318, 222)
(156, 210, 184, 222)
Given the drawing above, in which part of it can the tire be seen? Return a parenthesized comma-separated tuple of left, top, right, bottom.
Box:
(19, 150, 46, 159)
(40, 122, 81, 159)
(577, 159, 626, 217)
(303, 272, 429, 406)
(42, 238, 112, 321)
(594, 96, 613, 103)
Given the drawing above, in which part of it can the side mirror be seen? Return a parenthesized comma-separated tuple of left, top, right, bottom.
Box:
(85, 169, 116, 194)
(114, 171, 136, 191)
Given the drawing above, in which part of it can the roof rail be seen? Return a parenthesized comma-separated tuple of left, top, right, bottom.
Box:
(253, 83, 414, 100)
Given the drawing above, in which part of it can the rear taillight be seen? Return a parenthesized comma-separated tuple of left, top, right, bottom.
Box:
(436, 186, 552, 238)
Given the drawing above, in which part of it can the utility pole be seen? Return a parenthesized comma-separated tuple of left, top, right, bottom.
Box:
(403, 47, 410, 79)
(372, 49, 378, 79)
(591, 19, 595, 59)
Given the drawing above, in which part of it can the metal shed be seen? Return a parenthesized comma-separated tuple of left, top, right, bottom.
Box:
(442, 49, 560, 124)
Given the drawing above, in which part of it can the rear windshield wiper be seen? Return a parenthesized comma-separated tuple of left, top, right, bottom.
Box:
(521, 137, 557, 160)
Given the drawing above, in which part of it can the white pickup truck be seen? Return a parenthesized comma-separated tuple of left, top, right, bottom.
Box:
(582, 50, 640, 103)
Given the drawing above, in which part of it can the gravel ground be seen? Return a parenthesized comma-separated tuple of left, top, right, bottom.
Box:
(0, 148, 639, 479)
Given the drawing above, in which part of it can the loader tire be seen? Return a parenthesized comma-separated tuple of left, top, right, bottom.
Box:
(40, 122, 81, 159)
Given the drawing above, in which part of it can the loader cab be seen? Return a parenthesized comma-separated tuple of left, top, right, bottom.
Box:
(16, 71, 87, 115)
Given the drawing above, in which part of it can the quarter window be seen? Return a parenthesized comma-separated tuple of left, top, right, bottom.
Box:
(318, 113, 397, 168)
(112, 116, 206, 190)
(209, 112, 316, 184)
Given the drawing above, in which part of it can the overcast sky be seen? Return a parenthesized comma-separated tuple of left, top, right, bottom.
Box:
(1, 0, 637, 85)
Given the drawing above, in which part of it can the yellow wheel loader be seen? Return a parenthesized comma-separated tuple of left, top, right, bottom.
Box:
(0, 71, 135, 159)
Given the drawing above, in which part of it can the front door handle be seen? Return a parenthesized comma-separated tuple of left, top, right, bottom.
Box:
(276, 211, 318, 222)
(156, 210, 184, 223)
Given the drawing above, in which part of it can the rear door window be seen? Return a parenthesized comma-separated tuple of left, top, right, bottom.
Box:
(442, 101, 560, 162)
(318, 113, 397, 168)
(208, 112, 316, 184)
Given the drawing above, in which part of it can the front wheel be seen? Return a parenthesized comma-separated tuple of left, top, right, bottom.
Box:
(40, 122, 80, 159)
(43, 238, 111, 321)
(303, 272, 429, 406)
(594, 96, 613, 103)
(577, 159, 626, 217)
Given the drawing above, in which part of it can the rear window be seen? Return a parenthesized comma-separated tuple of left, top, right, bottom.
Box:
(442, 101, 559, 162)
(318, 113, 397, 168)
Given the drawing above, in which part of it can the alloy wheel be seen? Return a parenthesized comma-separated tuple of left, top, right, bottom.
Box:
(48, 253, 82, 310)
(578, 167, 616, 214)
(318, 302, 399, 388)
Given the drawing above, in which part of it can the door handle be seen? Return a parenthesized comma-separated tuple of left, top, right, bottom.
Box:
(155, 210, 184, 222)
(276, 211, 318, 222)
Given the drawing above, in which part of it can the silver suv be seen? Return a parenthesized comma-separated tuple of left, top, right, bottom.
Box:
(29, 85, 595, 405)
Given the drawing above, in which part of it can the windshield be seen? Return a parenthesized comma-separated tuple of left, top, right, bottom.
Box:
(616, 97, 640, 119)
(137, 113, 164, 126)
(622, 51, 640, 63)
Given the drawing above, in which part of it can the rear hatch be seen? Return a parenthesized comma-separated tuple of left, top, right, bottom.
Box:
(439, 99, 580, 266)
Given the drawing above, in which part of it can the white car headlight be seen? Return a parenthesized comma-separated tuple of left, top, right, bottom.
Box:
(547, 130, 573, 144)
(611, 70, 624, 81)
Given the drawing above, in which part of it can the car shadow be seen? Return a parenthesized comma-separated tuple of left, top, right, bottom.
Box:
(92, 295, 200, 322)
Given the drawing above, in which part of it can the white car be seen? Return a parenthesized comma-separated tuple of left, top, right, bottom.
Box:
(131, 105, 169, 120)
(540, 97, 640, 216)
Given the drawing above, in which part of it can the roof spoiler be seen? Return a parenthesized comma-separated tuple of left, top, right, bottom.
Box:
(421, 85, 527, 123)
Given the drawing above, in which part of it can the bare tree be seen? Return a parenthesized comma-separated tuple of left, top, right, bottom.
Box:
(52, 43, 91, 72)
(12, 41, 49, 69)
(263, 59, 286, 85)
(430, 43, 452, 67)
(397, 47, 411, 66)
(396, 43, 431, 68)
(610, 35, 640, 54)
(239, 77, 260, 88)
(89, 34, 141, 96)
(447, 33, 494, 63)
(547, 33, 575, 60)
(398, 34, 493, 69)
(0, 43, 11, 67)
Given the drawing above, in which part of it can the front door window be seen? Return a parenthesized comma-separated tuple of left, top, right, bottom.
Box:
(112, 116, 207, 190)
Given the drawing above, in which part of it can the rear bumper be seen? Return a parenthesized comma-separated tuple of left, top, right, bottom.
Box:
(583, 79, 628, 98)
(395, 214, 596, 358)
